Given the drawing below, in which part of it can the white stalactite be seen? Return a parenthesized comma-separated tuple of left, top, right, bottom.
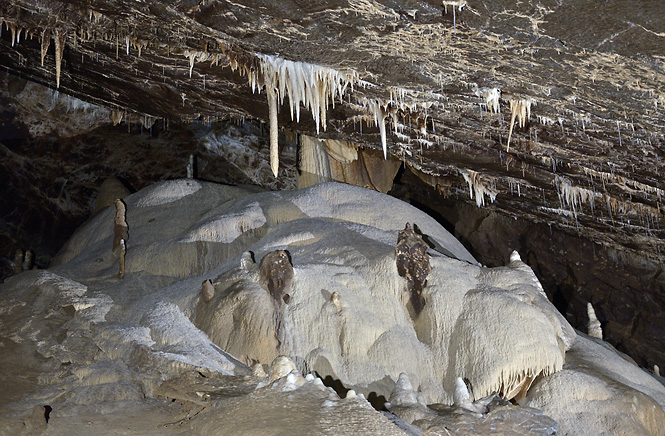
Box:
(378, 107, 388, 159)
(506, 98, 534, 151)
(461, 169, 497, 207)
(477, 87, 501, 113)
(239, 54, 362, 176)
(267, 85, 279, 177)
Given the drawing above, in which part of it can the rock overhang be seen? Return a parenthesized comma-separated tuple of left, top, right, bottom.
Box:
(1, 0, 663, 265)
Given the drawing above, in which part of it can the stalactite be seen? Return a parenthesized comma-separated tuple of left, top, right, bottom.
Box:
(461, 169, 497, 207)
(40, 28, 50, 67)
(506, 98, 534, 151)
(110, 110, 124, 125)
(476, 87, 501, 113)
(267, 85, 279, 177)
(9, 22, 16, 47)
(54, 29, 66, 89)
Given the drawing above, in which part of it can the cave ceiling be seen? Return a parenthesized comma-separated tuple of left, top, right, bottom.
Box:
(1, 0, 664, 261)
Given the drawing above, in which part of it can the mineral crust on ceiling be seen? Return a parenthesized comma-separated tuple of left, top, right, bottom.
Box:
(0, 0, 664, 261)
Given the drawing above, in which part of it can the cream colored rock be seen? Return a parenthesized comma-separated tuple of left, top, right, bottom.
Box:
(2, 180, 664, 436)
(269, 355, 298, 382)
(523, 335, 665, 436)
(94, 177, 131, 214)
(453, 377, 472, 409)
(587, 302, 603, 339)
(200, 279, 215, 303)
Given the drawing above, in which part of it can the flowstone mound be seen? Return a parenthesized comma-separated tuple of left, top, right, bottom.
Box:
(2, 180, 664, 435)
(523, 335, 665, 436)
(157, 181, 575, 403)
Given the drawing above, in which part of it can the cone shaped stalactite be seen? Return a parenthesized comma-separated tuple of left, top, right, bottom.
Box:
(54, 29, 66, 89)
(40, 28, 50, 67)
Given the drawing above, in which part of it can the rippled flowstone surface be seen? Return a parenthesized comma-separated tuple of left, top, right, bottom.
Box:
(0, 181, 663, 435)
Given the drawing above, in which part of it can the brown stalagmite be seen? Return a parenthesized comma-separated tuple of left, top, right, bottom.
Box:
(395, 222, 431, 315)
(40, 28, 50, 67)
(200, 279, 215, 303)
(113, 199, 129, 255)
(54, 29, 66, 88)
(259, 250, 293, 305)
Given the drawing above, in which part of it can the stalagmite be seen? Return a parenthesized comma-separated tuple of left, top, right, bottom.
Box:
(54, 29, 66, 88)
(118, 238, 126, 279)
(388, 373, 418, 407)
(22, 250, 33, 271)
(187, 154, 195, 179)
(654, 365, 660, 377)
(11, 249, 23, 274)
(269, 355, 297, 382)
(201, 279, 214, 303)
(113, 199, 129, 255)
(240, 251, 256, 272)
(267, 85, 279, 177)
(453, 377, 473, 409)
(395, 222, 431, 315)
(259, 250, 293, 305)
(40, 28, 50, 67)
(587, 302, 603, 340)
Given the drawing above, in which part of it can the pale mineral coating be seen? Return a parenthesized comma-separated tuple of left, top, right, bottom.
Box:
(1, 180, 663, 435)
(54, 179, 566, 404)
(523, 334, 665, 436)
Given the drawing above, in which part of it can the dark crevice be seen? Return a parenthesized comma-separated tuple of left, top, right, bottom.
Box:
(315, 373, 388, 411)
